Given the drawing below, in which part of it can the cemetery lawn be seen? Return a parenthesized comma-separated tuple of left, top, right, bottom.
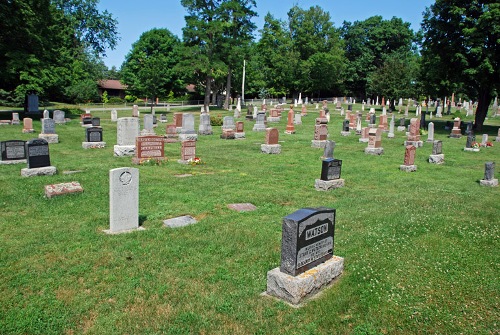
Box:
(0, 106, 498, 335)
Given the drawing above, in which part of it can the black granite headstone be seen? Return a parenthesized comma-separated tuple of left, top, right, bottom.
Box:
(420, 111, 426, 130)
(343, 120, 350, 132)
(25, 93, 39, 113)
(26, 139, 50, 168)
(280, 207, 336, 276)
(1, 140, 26, 161)
(321, 158, 342, 181)
(86, 127, 103, 142)
(369, 114, 376, 124)
(399, 118, 405, 127)
(91, 117, 100, 126)
(347, 104, 352, 111)
(466, 134, 475, 148)
(83, 117, 93, 125)
(465, 122, 473, 135)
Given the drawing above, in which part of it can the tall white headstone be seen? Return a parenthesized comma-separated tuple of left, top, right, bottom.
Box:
(109, 167, 139, 233)
(427, 122, 435, 142)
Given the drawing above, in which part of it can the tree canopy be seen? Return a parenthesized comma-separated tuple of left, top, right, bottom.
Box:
(421, 0, 500, 130)
(121, 28, 184, 103)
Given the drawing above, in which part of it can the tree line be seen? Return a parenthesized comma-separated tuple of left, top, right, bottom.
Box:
(1, 0, 498, 129)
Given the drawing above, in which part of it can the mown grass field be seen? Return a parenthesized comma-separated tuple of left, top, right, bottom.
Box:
(0, 104, 498, 334)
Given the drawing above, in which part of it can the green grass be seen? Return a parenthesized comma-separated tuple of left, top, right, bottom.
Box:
(0, 105, 499, 334)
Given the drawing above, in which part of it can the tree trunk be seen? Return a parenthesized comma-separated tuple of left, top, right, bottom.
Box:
(474, 89, 492, 131)
(204, 74, 211, 113)
(224, 66, 232, 110)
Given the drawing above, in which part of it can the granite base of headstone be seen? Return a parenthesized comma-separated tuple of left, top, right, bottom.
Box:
(82, 141, 106, 149)
(428, 154, 445, 164)
(464, 147, 480, 152)
(403, 140, 423, 148)
(399, 164, 417, 172)
(178, 133, 198, 141)
(364, 148, 384, 155)
(314, 179, 345, 191)
(0, 158, 26, 165)
(311, 140, 327, 148)
(44, 182, 83, 198)
(21, 166, 57, 177)
(397, 126, 406, 132)
(38, 134, 59, 144)
(22, 129, 35, 133)
(140, 129, 155, 136)
(261, 144, 281, 154)
(340, 131, 351, 137)
(163, 215, 198, 228)
(235, 132, 245, 139)
(264, 207, 343, 306)
(359, 138, 369, 143)
(268, 116, 281, 123)
(114, 145, 135, 156)
(480, 179, 498, 186)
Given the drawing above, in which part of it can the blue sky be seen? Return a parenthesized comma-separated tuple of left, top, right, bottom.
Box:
(97, 0, 435, 69)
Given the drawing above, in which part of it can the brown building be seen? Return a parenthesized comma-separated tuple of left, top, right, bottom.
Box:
(97, 80, 127, 99)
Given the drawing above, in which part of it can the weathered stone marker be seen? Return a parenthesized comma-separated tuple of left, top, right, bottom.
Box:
(266, 207, 343, 305)
(107, 167, 140, 233)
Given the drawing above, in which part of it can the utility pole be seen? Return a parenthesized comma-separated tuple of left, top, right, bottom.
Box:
(241, 59, 246, 105)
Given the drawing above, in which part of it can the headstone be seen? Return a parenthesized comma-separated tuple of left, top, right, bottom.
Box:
(39, 118, 59, 143)
(312, 124, 328, 148)
(114, 117, 140, 157)
(234, 121, 245, 139)
(0, 140, 26, 164)
(26, 93, 39, 114)
(198, 113, 213, 135)
(480, 162, 498, 187)
(43, 110, 50, 119)
(222, 116, 235, 130)
(404, 118, 422, 147)
(266, 207, 343, 305)
(465, 122, 473, 135)
(165, 124, 179, 142)
(400, 145, 417, 172)
(86, 127, 103, 142)
(496, 128, 500, 142)
(464, 133, 479, 152)
(164, 215, 198, 228)
(427, 122, 435, 142)
(179, 113, 198, 141)
(173, 113, 183, 130)
(12, 112, 20, 125)
(133, 135, 165, 164)
(253, 113, 266, 132)
(285, 107, 295, 134)
(323, 140, 335, 159)
(160, 114, 167, 123)
(53, 110, 65, 124)
(294, 113, 302, 125)
(388, 116, 395, 138)
(481, 134, 488, 147)
(22, 118, 34, 133)
(179, 140, 196, 163)
(365, 128, 384, 155)
(261, 128, 281, 154)
(341, 120, 350, 137)
(132, 105, 139, 117)
(359, 127, 369, 143)
(450, 117, 462, 138)
(111, 109, 118, 122)
(44, 182, 83, 198)
(26, 139, 50, 168)
(108, 167, 140, 233)
(315, 158, 345, 191)
(369, 113, 376, 126)
(91, 117, 100, 127)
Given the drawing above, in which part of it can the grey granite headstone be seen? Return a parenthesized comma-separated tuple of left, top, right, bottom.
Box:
(427, 122, 435, 142)
(43, 110, 50, 119)
(86, 127, 103, 142)
(484, 162, 495, 181)
(91, 117, 100, 127)
(280, 207, 336, 276)
(163, 215, 198, 228)
(53, 110, 65, 124)
(466, 133, 475, 148)
(109, 167, 139, 233)
(198, 113, 213, 135)
(111, 109, 118, 122)
(117, 117, 140, 146)
(12, 112, 20, 125)
(41, 118, 56, 134)
(222, 116, 235, 130)
(323, 140, 335, 159)
(181, 113, 196, 134)
(432, 140, 443, 155)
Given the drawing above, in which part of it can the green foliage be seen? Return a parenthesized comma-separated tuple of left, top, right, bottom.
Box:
(341, 16, 417, 98)
(107, 97, 123, 104)
(421, 0, 500, 130)
(121, 28, 184, 101)
(101, 90, 109, 104)
(124, 95, 137, 103)
(210, 114, 223, 126)
(64, 78, 99, 103)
